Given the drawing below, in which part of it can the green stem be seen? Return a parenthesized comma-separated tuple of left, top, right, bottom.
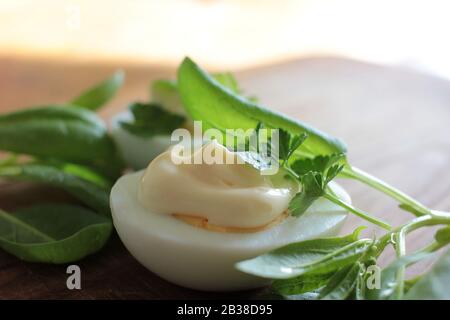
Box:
(324, 192, 391, 230)
(341, 165, 432, 216)
(376, 214, 450, 257)
(394, 229, 406, 299)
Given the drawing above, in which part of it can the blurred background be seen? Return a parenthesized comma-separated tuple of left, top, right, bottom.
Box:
(1, 0, 450, 79)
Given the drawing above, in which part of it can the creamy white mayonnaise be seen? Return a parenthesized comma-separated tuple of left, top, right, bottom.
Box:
(138, 140, 297, 229)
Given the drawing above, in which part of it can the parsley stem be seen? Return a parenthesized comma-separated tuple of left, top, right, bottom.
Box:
(375, 214, 450, 257)
(323, 192, 391, 230)
(394, 230, 406, 299)
(341, 165, 432, 216)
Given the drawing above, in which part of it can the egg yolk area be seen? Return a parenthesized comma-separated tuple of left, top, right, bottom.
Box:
(138, 141, 297, 231)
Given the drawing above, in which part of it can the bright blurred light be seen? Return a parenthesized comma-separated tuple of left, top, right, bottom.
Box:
(1, 0, 450, 78)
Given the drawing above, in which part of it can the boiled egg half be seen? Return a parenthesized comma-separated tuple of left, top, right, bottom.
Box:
(110, 141, 350, 291)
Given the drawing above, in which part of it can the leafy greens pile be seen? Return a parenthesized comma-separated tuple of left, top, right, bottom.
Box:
(174, 57, 450, 300)
(0, 71, 124, 263)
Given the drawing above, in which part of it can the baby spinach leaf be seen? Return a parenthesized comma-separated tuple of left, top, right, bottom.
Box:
(0, 162, 110, 215)
(177, 57, 347, 158)
(272, 272, 333, 296)
(236, 228, 370, 279)
(120, 102, 186, 138)
(318, 262, 362, 300)
(41, 160, 112, 189)
(0, 204, 112, 263)
(71, 70, 124, 111)
(404, 249, 450, 300)
(0, 106, 121, 171)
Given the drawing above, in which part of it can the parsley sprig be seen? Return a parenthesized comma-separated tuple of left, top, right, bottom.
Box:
(244, 122, 391, 230)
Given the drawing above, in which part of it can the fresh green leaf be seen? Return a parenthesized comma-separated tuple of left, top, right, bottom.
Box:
(71, 70, 124, 110)
(120, 102, 186, 138)
(288, 154, 344, 217)
(42, 160, 112, 189)
(177, 57, 346, 159)
(288, 172, 323, 216)
(288, 153, 389, 229)
(236, 122, 308, 173)
(236, 228, 369, 279)
(290, 153, 345, 177)
(0, 106, 123, 176)
(277, 129, 308, 164)
(272, 272, 333, 296)
(0, 204, 112, 263)
(0, 163, 110, 215)
(319, 262, 362, 300)
(405, 249, 450, 299)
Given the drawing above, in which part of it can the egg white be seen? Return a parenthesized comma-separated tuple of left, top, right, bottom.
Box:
(111, 170, 351, 292)
(110, 111, 172, 170)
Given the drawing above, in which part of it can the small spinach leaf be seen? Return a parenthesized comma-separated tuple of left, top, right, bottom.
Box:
(71, 70, 124, 111)
(0, 204, 112, 263)
(0, 162, 110, 215)
(120, 102, 186, 138)
(0, 106, 122, 174)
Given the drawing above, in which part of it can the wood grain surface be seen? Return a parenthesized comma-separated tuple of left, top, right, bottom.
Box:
(0, 56, 449, 299)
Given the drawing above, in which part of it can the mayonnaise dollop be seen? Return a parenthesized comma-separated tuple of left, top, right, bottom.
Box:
(138, 140, 297, 229)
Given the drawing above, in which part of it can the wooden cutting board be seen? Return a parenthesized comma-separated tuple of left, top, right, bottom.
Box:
(0, 56, 449, 299)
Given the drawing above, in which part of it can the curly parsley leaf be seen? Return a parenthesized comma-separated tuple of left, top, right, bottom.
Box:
(278, 129, 308, 164)
(120, 102, 186, 138)
(235, 122, 308, 173)
(289, 154, 344, 217)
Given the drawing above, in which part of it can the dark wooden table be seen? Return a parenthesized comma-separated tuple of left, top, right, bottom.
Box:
(0, 56, 449, 299)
